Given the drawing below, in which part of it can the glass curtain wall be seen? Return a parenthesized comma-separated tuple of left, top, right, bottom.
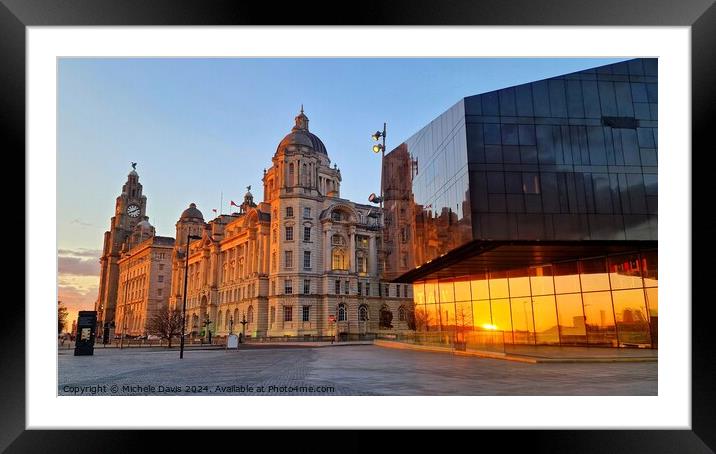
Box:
(412, 249, 657, 348)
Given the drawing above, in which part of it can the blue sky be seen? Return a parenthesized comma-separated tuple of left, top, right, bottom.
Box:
(57, 57, 624, 314)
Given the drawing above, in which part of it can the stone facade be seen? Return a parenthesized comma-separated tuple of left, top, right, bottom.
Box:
(95, 168, 148, 336)
(115, 234, 175, 337)
(95, 166, 175, 338)
(169, 109, 413, 339)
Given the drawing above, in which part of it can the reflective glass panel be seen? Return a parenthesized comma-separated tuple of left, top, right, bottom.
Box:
(580, 257, 610, 292)
(413, 283, 425, 305)
(608, 254, 643, 289)
(425, 280, 437, 304)
(454, 279, 472, 301)
(582, 291, 617, 346)
(438, 301, 456, 332)
(470, 274, 490, 300)
(511, 297, 535, 344)
(425, 303, 441, 331)
(641, 250, 658, 286)
(529, 266, 555, 295)
(455, 301, 473, 331)
(508, 270, 531, 297)
(612, 289, 651, 346)
(438, 281, 454, 303)
(472, 300, 493, 330)
(554, 261, 581, 294)
(556, 293, 587, 344)
(533, 295, 560, 344)
(491, 299, 513, 343)
(489, 270, 509, 298)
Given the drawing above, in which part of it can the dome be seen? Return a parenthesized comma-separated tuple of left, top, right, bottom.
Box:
(275, 108, 327, 155)
(136, 219, 152, 230)
(180, 203, 204, 221)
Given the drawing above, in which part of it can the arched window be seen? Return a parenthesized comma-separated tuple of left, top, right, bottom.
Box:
(233, 309, 239, 326)
(288, 163, 295, 185)
(332, 211, 342, 222)
(332, 248, 346, 271)
(247, 305, 254, 324)
(359, 305, 369, 321)
(217, 311, 223, 331)
(338, 303, 347, 322)
(398, 306, 406, 321)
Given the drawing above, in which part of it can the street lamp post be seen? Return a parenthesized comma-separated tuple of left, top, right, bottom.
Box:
(371, 123, 387, 211)
(180, 232, 202, 359)
(371, 123, 387, 297)
(203, 315, 213, 344)
(239, 311, 248, 342)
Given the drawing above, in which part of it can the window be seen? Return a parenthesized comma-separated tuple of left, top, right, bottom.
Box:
(303, 279, 310, 295)
(403, 285, 408, 298)
(303, 251, 311, 270)
(284, 279, 292, 294)
(331, 234, 344, 246)
(285, 226, 293, 241)
(270, 307, 275, 323)
(247, 306, 254, 323)
(284, 306, 293, 322)
(304, 226, 311, 242)
(332, 211, 342, 222)
(357, 253, 367, 274)
(158, 275, 164, 283)
(285, 250, 293, 269)
(357, 281, 362, 296)
(303, 207, 311, 218)
(335, 280, 341, 294)
(286, 206, 293, 217)
(332, 249, 346, 270)
(302, 306, 310, 322)
(359, 305, 368, 321)
(271, 280, 276, 295)
(395, 284, 400, 297)
(384, 284, 390, 297)
(398, 306, 406, 321)
(344, 280, 350, 295)
(157, 288, 163, 297)
(338, 304, 347, 321)
(159, 264, 164, 271)
(365, 283, 371, 296)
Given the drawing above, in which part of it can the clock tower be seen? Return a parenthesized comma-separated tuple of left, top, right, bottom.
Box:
(95, 164, 148, 337)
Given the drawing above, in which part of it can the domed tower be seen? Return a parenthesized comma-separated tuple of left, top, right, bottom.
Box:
(127, 216, 156, 248)
(262, 107, 341, 202)
(175, 203, 205, 248)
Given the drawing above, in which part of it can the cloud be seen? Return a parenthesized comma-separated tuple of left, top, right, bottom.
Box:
(57, 248, 102, 276)
(58, 248, 102, 258)
(58, 256, 101, 276)
(70, 218, 93, 227)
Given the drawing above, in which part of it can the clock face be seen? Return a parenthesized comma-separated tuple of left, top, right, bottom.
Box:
(127, 204, 141, 218)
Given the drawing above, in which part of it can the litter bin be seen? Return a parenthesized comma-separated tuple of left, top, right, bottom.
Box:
(74, 311, 97, 356)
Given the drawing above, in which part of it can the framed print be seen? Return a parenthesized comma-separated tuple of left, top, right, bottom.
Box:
(6, 0, 714, 451)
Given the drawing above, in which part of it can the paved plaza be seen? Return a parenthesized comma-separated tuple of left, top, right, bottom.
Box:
(58, 345, 657, 396)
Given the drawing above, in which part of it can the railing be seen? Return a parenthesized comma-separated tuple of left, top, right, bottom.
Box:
(376, 330, 506, 354)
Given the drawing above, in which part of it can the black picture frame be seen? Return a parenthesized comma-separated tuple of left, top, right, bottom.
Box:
(5, 0, 713, 451)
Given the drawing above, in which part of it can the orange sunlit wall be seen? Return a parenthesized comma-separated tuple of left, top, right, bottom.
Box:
(411, 249, 657, 348)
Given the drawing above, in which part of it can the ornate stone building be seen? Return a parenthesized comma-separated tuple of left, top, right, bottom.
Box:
(95, 166, 148, 336)
(169, 109, 413, 339)
(95, 165, 175, 338)
(115, 222, 175, 337)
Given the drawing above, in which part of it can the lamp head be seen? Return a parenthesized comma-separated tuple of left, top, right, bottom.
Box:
(371, 131, 382, 141)
(373, 144, 383, 153)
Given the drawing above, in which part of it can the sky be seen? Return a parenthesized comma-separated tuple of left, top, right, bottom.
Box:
(57, 57, 625, 324)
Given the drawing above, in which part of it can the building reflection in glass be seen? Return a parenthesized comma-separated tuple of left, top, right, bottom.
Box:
(410, 251, 656, 348)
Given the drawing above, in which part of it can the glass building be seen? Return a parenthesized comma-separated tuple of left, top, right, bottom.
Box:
(384, 58, 657, 348)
